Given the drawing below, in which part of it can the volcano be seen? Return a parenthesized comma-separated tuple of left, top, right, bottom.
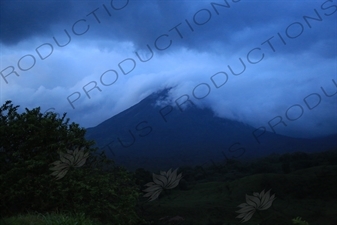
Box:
(85, 88, 337, 171)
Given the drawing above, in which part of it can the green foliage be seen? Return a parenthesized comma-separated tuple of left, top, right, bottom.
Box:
(1, 212, 102, 225)
(292, 217, 309, 225)
(49, 167, 144, 224)
(0, 101, 146, 224)
(0, 100, 95, 213)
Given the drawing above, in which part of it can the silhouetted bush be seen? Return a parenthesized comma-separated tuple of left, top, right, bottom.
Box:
(0, 101, 145, 224)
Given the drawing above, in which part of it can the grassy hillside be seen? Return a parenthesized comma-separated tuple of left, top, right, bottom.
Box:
(2, 149, 336, 225)
(136, 149, 337, 225)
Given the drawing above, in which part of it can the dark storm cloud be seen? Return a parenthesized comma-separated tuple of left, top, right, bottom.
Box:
(164, 0, 337, 56)
(84, 0, 335, 57)
(0, 0, 198, 46)
(1, 0, 335, 56)
(79, 0, 205, 47)
(0, 0, 74, 45)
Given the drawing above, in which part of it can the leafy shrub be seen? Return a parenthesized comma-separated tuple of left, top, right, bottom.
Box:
(50, 166, 143, 224)
(0, 101, 146, 224)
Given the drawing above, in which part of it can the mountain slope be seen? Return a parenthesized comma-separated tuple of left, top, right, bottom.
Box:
(85, 88, 337, 171)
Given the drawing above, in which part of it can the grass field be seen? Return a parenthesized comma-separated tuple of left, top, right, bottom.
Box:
(0, 212, 106, 225)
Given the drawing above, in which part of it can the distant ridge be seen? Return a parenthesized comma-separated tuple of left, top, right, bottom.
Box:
(85, 88, 337, 171)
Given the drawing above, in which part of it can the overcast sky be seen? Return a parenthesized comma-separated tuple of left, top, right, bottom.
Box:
(0, 0, 336, 138)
